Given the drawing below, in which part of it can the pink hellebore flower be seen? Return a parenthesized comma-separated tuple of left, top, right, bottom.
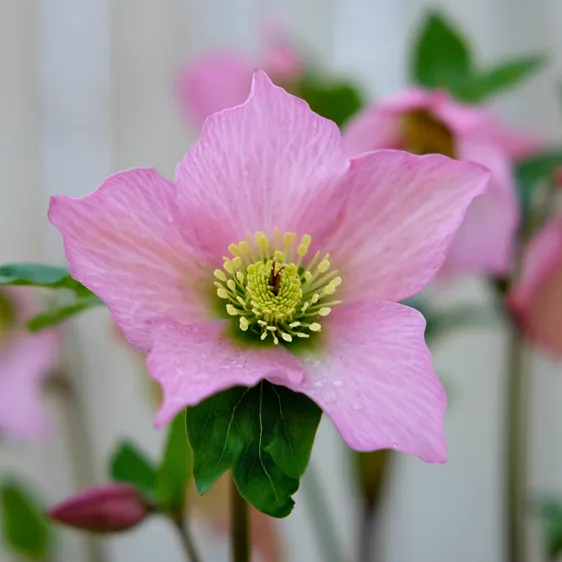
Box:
(509, 216, 562, 355)
(48, 483, 149, 533)
(176, 33, 303, 129)
(343, 87, 538, 277)
(0, 287, 57, 439)
(49, 71, 490, 462)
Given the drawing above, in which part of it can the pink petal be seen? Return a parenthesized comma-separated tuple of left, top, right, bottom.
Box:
(259, 23, 304, 80)
(326, 150, 490, 302)
(342, 88, 480, 156)
(146, 317, 305, 426)
(288, 299, 446, 462)
(175, 70, 349, 261)
(438, 142, 519, 277)
(0, 332, 57, 439)
(175, 52, 254, 130)
(342, 87, 542, 161)
(48, 483, 148, 533)
(49, 168, 211, 352)
(509, 216, 562, 354)
(0, 288, 58, 440)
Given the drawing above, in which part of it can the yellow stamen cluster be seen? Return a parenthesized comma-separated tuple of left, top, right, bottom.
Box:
(214, 229, 342, 344)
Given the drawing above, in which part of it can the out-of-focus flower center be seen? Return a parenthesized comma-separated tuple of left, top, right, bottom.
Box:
(0, 289, 15, 347)
(214, 230, 342, 344)
(400, 109, 456, 158)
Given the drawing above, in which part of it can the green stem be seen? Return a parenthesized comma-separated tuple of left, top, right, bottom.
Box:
(358, 502, 376, 562)
(173, 517, 202, 562)
(230, 479, 250, 562)
(302, 462, 346, 562)
(505, 321, 529, 562)
(47, 370, 106, 562)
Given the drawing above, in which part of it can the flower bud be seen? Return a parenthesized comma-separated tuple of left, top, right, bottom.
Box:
(48, 483, 149, 533)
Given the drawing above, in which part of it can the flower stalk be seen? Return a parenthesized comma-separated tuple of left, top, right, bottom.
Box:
(231, 479, 250, 562)
(505, 322, 529, 562)
(173, 517, 202, 562)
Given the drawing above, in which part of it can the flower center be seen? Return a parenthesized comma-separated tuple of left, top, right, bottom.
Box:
(214, 230, 342, 344)
(400, 109, 456, 158)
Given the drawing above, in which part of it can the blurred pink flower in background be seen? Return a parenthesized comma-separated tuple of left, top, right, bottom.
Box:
(50, 71, 490, 462)
(192, 472, 282, 562)
(48, 483, 149, 533)
(509, 216, 562, 355)
(176, 25, 304, 129)
(0, 287, 57, 439)
(343, 87, 541, 278)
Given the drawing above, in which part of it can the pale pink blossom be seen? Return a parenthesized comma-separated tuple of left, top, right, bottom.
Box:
(0, 287, 57, 439)
(509, 216, 562, 354)
(48, 483, 149, 533)
(49, 71, 490, 462)
(343, 87, 540, 277)
(176, 31, 303, 129)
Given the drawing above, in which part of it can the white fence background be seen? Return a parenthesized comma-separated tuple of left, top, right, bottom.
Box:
(1, 0, 562, 560)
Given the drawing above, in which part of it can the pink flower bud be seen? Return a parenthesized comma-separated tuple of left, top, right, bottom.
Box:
(48, 483, 149, 533)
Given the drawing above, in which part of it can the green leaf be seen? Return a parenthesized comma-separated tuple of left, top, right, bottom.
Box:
(452, 56, 545, 103)
(515, 150, 562, 215)
(26, 297, 103, 332)
(537, 498, 562, 558)
(295, 77, 364, 128)
(412, 11, 471, 89)
(0, 263, 77, 290)
(0, 479, 51, 559)
(156, 411, 192, 518)
(264, 384, 321, 479)
(187, 381, 321, 518)
(109, 441, 157, 501)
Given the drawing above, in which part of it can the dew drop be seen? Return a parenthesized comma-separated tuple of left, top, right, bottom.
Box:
(352, 402, 362, 411)
(322, 388, 336, 403)
(314, 381, 323, 388)
(333, 380, 343, 387)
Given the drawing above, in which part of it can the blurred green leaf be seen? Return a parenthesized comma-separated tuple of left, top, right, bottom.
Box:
(187, 381, 321, 518)
(412, 11, 471, 89)
(515, 150, 562, 216)
(0, 479, 51, 559)
(156, 412, 192, 519)
(537, 498, 562, 558)
(0, 262, 103, 331)
(295, 77, 364, 127)
(26, 297, 103, 332)
(451, 56, 545, 103)
(110, 441, 157, 501)
(403, 296, 497, 343)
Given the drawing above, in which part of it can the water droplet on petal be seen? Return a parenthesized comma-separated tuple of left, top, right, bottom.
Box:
(333, 380, 343, 387)
(322, 388, 336, 403)
(352, 402, 362, 411)
(314, 381, 323, 388)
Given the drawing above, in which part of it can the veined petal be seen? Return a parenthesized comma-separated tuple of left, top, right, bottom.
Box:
(439, 142, 519, 277)
(288, 299, 446, 462)
(509, 216, 562, 354)
(327, 150, 490, 302)
(146, 317, 305, 427)
(49, 168, 210, 352)
(175, 70, 349, 261)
